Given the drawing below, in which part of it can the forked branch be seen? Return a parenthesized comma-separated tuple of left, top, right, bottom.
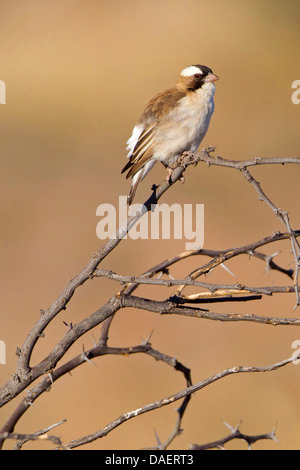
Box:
(1, 148, 299, 450)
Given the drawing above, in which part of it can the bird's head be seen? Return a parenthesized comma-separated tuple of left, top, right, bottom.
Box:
(179, 65, 219, 91)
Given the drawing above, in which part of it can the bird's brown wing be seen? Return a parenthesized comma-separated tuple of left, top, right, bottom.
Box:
(122, 87, 186, 178)
(122, 124, 156, 178)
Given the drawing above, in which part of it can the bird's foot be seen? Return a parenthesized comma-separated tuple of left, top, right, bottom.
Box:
(165, 167, 174, 184)
(177, 152, 199, 168)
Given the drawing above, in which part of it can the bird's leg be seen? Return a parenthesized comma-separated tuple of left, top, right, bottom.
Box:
(166, 166, 173, 183)
(162, 162, 185, 184)
(161, 162, 173, 183)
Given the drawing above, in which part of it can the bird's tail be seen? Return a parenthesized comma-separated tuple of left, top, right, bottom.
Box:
(127, 170, 143, 206)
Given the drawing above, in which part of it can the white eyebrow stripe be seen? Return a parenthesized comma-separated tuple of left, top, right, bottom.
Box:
(180, 65, 202, 77)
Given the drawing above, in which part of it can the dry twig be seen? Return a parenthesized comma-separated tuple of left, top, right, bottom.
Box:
(190, 420, 278, 450)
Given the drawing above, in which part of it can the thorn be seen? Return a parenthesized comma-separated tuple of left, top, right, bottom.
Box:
(82, 352, 97, 367)
(82, 345, 97, 367)
(156, 268, 174, 280)
(270, 251, 280, 260)
(63, 321, 73, 330)
(206, 266, 215, 276)
(222, 419, 242, 433)
(271, 423, 279, 443)
(265, 251, 280, 273)
(220, 263, 236, 277)
(48, 372, 54, 385)
(153, 428, 162, 447)
(92, 333, 97, 348)
(141, 329, 154, 345)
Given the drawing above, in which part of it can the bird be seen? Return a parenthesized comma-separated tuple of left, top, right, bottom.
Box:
(121, 64, 219, 205)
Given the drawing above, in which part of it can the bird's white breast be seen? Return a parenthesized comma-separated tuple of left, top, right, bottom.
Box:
(153, 82, 215, 164)
(126, 82, 215, 168)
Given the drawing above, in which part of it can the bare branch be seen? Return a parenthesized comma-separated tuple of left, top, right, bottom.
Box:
(1, 149, 300, 450)
(190, 421, 278, 450)
(121, 294, 300, 326)
(94, 267, 297, 299)
(182, 150, 300, 306)
(0, 339, 191, 449)
(64, 353, 297, 449)
(0, 419, 67, 450)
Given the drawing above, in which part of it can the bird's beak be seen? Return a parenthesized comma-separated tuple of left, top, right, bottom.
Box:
(204, 73, 219, 83)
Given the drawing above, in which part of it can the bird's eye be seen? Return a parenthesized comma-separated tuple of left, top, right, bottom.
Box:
(194, 73, 200, 79)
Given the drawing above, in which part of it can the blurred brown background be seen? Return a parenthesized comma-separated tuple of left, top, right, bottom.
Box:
(1, 0, 300, 450)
